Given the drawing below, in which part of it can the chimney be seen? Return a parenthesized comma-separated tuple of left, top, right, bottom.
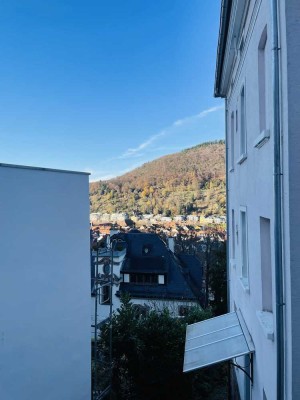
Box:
(168, 237, 175, 253)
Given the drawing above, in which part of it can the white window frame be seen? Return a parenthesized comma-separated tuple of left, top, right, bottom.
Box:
(237, 84, 247, 164)
(230, 111, 235, 171)
(230, 209, 236, 269)
(256, 217, 274, 340)
(240, 206, 249, 291)
(254, 25, 270, 148)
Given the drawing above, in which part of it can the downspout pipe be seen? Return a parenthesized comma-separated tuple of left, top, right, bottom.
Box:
(271, 0, 284, 399)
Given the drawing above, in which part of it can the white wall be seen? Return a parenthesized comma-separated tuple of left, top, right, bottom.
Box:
(224, 1, 277, 399)
(0, 165, 91, 400)
(223, 1, 300, 398)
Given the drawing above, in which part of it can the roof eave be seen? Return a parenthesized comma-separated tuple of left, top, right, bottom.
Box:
(214, 0, 233, 98)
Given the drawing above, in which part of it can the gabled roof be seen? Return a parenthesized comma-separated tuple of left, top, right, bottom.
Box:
(117, 232, 203, 303)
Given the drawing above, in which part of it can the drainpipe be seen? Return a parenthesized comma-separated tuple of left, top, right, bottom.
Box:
(271, 0, 284, 399)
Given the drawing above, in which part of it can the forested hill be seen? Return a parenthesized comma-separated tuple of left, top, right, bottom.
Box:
(90, 140, 226, 217)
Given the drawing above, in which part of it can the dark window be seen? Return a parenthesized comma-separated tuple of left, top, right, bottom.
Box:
(142, 244, 153, 255)
(130, 273, 158, 284)
(101, 285, 111, 305)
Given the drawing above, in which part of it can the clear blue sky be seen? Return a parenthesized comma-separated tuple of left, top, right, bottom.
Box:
(0, 0, 224, 181)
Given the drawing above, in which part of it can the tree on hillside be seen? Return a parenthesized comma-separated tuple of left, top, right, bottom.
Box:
(89, 141, 226, 217)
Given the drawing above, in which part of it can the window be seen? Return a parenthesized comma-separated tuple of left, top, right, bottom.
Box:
(231, 209, 235, 259)
(130, 273, 158, 285)
(239, 86, 247, 161)
(258, 26, 267, 134)
(260, 217, 272, 312)
(142, 244, 153, 255)
(101, 285, 111, 305)
(230, 112, 235, 170)
(240, 208, 249, 287)
(255, 25, 270, 148)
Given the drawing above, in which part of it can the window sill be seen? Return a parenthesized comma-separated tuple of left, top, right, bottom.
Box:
(254, 129, 270, 148)
(237, 153, 247, 165)
(256, 311, 274, 340)
(240, 277, 250, 293)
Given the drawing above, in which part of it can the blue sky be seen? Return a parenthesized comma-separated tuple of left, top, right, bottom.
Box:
(0, 0, 224, 181)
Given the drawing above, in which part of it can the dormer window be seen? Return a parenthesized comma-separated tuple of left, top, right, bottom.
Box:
(142, 244, 153, 255)
(130, 273, 158, 284)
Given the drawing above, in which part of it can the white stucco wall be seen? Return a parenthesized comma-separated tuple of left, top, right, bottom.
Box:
(0, 164, 91, 400)
(221, 0, 300, 399)
(225, 1, 277, 399)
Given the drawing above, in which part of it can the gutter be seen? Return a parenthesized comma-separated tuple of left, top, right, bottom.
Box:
(271, 0, 285, 399)
(214, 0, 233, 97)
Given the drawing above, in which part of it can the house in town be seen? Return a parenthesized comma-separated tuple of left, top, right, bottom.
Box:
(118, 231, 203, 315)
(184, 1, 300, 400)
(0, 163, 91, 400)
(91, 230, 204, 332)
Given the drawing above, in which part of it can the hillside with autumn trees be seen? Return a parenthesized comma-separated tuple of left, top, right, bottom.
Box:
(90, 140, 226, 217)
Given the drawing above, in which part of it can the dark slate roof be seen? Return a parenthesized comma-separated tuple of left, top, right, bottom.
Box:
(176, 254, 204, 302)
(118, 231, 169, 258)
(116, 232, 203, 303)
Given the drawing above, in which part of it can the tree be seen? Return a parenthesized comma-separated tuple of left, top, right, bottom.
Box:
(173, 227, 227, 315)
(98, 296, 227, 400)
(209, 241, 228, 316)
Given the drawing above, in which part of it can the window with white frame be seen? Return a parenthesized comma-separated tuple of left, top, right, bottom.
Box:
(240, 207, 248, 286)
(258, 26, 268, 134)
(254, 25, 270, 148)
(260, 217, 272, 312)
(239, 86, 247, 160)
(230, 112, 235, 170)
(231, 209, 236, 259)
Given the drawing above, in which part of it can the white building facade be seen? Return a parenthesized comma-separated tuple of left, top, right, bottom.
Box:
(0, 164, 91, 400)
(214, 1, 300, 399)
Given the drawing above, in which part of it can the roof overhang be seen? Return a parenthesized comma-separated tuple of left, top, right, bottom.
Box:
(183, 310, 254, 373)
(214, 0, 248, 97)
